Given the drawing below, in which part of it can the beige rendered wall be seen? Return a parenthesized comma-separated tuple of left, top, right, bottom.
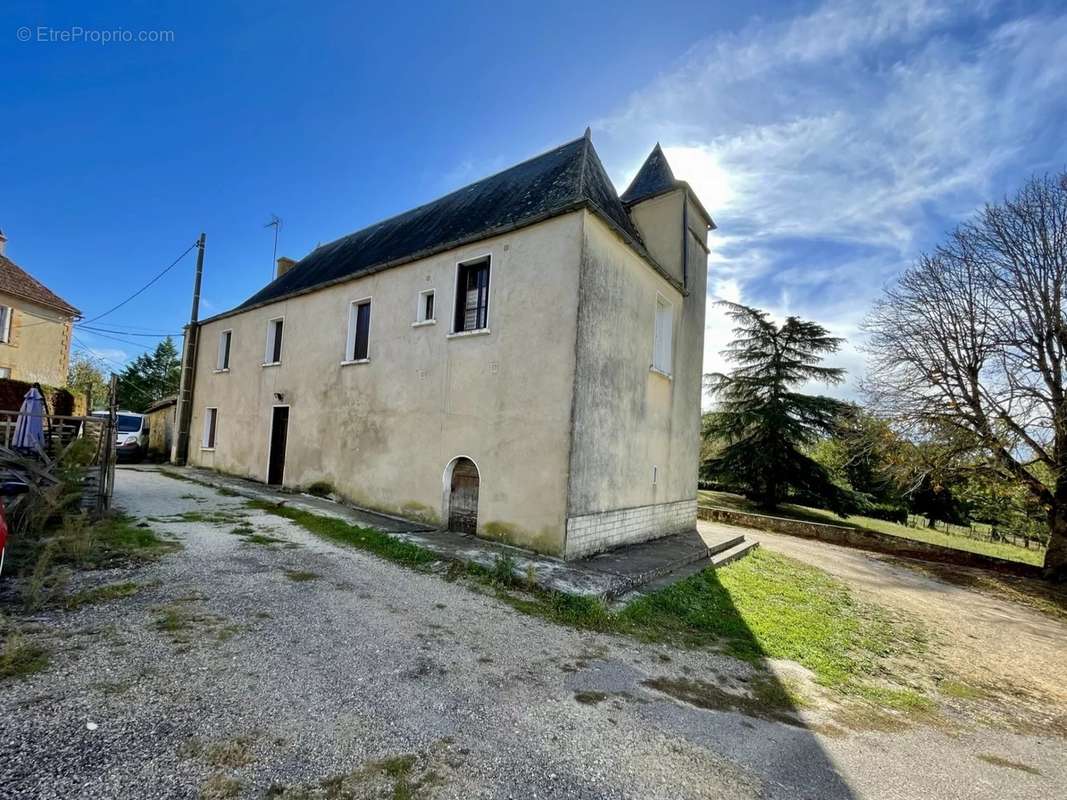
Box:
(189, 213, 583, 555)
(0, 292, 73, 387)
(628, 191, 685, 285)
(565, 204, 708, 557)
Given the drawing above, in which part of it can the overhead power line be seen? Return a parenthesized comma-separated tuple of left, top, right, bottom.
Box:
(78, 325, 182, 338)
(80, 240, 198, 325)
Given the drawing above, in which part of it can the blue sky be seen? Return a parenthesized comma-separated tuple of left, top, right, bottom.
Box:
(3, 0, 1066, 397)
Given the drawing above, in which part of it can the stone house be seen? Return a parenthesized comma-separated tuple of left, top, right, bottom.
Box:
(185, 133, 714, 558)
(145, 395, 177, 459)
(0, 230, 80, 387)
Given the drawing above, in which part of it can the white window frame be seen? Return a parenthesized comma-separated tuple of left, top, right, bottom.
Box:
(202, 407, 218, 450)
(413, 288, 436, 327)
(0, 367, 10, 379)
(448, 253, 492, 338)
(342, 297, 373, 365)
(651, 293, 674, 378)
(0, 305, 11, 344)
(263, 317, 284, 366)
(216, 329, 232, 372)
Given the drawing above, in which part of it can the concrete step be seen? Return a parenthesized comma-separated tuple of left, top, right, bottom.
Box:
(706, 534, 746, 557)
(709, 539, 760, 568)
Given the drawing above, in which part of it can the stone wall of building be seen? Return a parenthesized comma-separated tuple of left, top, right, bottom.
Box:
(566, 499, 696, 559)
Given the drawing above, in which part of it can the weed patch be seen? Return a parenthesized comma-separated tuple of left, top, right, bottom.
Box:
(0, 630, 49, 681)
(64, 581, 140, 610)
(249, 501, 438, 568)
(283, 570, 318, 583)
(201, 772, 242, 799)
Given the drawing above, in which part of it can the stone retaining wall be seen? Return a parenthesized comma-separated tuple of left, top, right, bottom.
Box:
(698, 505, 1042, 578)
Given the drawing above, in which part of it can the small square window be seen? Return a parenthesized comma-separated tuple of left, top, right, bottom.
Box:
(417, 289, 435, 323)
(202, 407, 218, 449)
(265, 318, 283, 364)
(217, 330, 232, 370)
(652, 295, 673, 375)
(347, 299, 371, 361)
(0, 367, 10, 379)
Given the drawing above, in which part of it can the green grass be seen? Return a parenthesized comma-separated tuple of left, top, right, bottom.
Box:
(617, 549, 925, 690)
(254, 500, 926, 704)
(699, 490, 1046, 566)
(77, 514, 181, 568)
(249, 501, 438, 568)
(0, 631, 49, 680)
(64, 581, 140, 609)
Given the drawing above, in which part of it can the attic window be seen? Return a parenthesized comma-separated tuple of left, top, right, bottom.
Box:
(453, 257, 490, 333)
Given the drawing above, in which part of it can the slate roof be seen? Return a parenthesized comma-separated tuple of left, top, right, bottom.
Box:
(234, 133, 648, 313)
(620, 144, 677, 205)
(621, 145, 716, 230)
(0, 252, 80, 317)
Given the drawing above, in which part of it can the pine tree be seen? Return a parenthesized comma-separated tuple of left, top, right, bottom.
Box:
(703, 302, 851, 512)
(115, 337, 181, 411)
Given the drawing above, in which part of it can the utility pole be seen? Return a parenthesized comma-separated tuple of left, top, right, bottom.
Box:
(172, 233, 206, 465)
(97, 373, 118, 514)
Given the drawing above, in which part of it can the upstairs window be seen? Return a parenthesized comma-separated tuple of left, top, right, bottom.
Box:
(453, 257, 490, 333)
(217, 330, 232, 370)
(652, 294, 673, 375)
(265, 318, 283, 365)
(346, 299, 372, 361)
(0, 306, 11, 343)
(202, 407, 218, 449)
(416, 289, 435, 324)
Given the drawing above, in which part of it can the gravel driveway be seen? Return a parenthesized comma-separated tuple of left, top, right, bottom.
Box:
(2, 469, 1064, 799)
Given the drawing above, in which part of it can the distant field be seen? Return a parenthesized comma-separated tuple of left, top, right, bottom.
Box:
(698, 490, 1047, 567)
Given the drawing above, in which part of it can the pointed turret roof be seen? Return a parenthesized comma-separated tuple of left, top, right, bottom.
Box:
(232, 133, 647, 314)
(620, 144, 677, 205)
(620, 144, 716, 229)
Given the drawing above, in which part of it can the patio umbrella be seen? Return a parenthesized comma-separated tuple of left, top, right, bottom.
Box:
(12, 385, 46, 452)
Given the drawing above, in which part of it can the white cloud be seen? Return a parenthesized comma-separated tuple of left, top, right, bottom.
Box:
(595, 0, 1067, 404)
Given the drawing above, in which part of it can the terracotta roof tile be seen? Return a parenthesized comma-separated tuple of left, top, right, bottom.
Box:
(0, 253, 80, 317)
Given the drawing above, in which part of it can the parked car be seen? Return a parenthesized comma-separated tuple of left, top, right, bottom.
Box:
(92, 410, 150, 462)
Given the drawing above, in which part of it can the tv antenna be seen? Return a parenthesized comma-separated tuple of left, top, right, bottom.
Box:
(264, 214, 282, 276)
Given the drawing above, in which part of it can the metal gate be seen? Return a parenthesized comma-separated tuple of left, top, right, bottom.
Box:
(448, 458, 479, 535)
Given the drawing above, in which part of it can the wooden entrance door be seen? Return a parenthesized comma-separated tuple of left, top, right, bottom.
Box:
(268, 406, 289, 486)
(448, 458, 479, 534)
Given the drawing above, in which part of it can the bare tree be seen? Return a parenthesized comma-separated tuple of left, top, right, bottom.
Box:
(864, 173, 1067, 580)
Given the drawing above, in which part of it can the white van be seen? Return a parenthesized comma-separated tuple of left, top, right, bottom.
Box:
(92, 410, 149, 462)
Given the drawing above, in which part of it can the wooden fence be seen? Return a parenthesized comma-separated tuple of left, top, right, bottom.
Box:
(0, 411, 116, 514)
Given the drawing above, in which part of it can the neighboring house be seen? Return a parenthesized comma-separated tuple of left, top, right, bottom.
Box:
(145, 395, 177, 458)
(0, 230, 80, 387)
(186, 133, 714, 559)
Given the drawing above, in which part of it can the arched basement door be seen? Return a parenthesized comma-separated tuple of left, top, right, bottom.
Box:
(448, 458, 479, 535)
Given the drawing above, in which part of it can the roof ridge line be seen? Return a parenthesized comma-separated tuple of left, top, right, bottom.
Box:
(577, 128, 591, 198)
(301, 133, 592, 261)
